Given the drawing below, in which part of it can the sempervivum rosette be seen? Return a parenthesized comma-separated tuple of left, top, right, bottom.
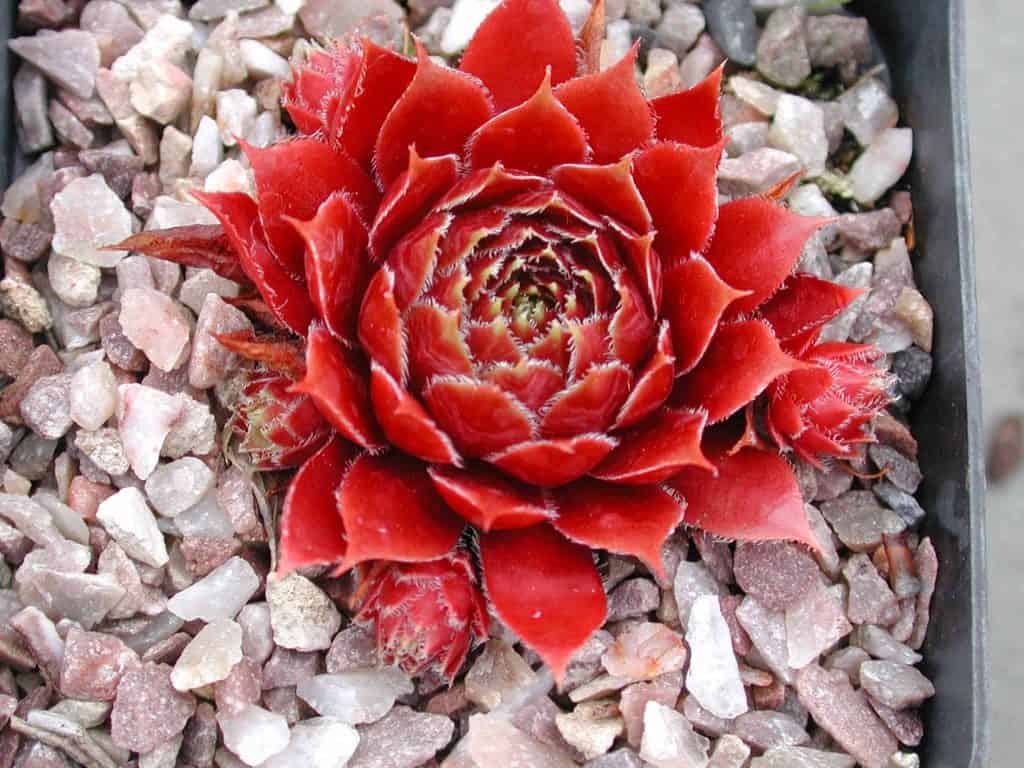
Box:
(128, 0, 892, 681)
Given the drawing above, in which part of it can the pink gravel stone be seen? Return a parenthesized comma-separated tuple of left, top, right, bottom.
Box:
(601, 622, 687, 681)
(326, 624, 377, 673)
(188, 293, 251, 389)
(20, 373, 73, 439)
(795, 664, 898, 768)
(111, 662, 196, 753)
(842, 553, 900, 626)
(619, 671, 683, 748)
(0, 319, 33, 377)
(909, 537, 937, 650)
(119, 288, 190, 372)
(734, 541, 823, 611)
(60, 626, 140, 701)
(867, 696, 922, 747)
(0, 345, 63, 424)
(262, 647, 320, 690)
(732, 710, 809, 751)
(116, 384, 185, 480)
(214, 657, 263, 716)
(181, 536, 242, 577)
(9, 606, 63, 685)
(68, 477, 114, 521)
(180, 701, 217, 767)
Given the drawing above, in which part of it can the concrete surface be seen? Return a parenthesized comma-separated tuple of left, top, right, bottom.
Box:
(967, 2, 1021, 763)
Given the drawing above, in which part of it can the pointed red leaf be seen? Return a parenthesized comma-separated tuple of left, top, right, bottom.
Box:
(283, 43, 362, 136)
(555, 43, 654, 164)
(278, 437, 356, 574)
(554, 479, 685, 580)
(612, 225, 661, 313)
(114, 225, 248, 283)
(358, 266, 405, 382)
(423, 376, 536, 457)
(389, 212, 448, 309)
(242, 138, 379, 276)
(540, 363, 631, 437)
(437, 165, 546, 211)
(610, 270, 655, 367)
(194, 191, 315, 336)
(214, 330, 305, 379)
(593, 407, 711, 484)
(673, 320, 806, 423)
(406, 302, 475, 387)
(291, 326, 385, 449)
(615, 322, 675, 429)
(757, 273, 863, 342)
(467, 71, 589, 175)
(288, 192, 370, 342)
(566, 316, 611, 381)
(375, 44, 493, 187)
(670, 444, 819, 550)
(369, 362, 462, 465)
(486, 434, 618, 487)
(633, 140, 725, 263)
(551, 158, 652, 235)
(651, 63, 724, 148)
(339, 40, 417, 170)
(428, 464, 553, 531)
(337, 453, 466, 572)
(662, 255, 749, 375)
(578, 0, 606, 75)
(480, 525, 606, 682)
(704, 198, 832, 317)
(482, 360, 564, 413)
(369, 150, 460, 260)
(460, 0, 576, 112)
(466, 319, 523, 366)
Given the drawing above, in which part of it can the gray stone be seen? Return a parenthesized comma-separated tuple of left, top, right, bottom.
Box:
(704, 0, 757, 66)
(607, 578, 660, 622)
(349, 706, 455, 768)
(718, 147, 802, 197)
(806, 14, 870, 68)
(13, 64, 54, 153)
(860, 661, 934, 710)
(756, 7, 810, 87)
(820, 491, 907, 552)
(655, 4, 705, 56)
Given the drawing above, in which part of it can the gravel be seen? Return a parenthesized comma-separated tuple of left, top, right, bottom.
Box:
(0, 2, 937, 766)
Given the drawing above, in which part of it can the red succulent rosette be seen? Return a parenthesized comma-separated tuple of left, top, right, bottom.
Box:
(132, 0, 892, 680)
(354, 550, 490, 680)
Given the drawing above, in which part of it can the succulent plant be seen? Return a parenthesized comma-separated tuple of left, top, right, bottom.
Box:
(128, 0, 891, 681)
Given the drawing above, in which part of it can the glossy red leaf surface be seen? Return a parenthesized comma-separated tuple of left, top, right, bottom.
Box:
(670, 444, 819, 551)
(615, 322, 675, 429)
(375, 45, 493, 187)
(358, 267, 405, 382)
(242, 138, 379, 276)
(423, 377, 536, 457)
(291, 326, 385, 449)
(369, 150, 459, 260)
(369, 362, 462, 465)
(593, 407, 711, 484)
(428, 464, 553, 531)
(758, 273, 863, 343)
(487, 434, 618, 487)
(633, 140, 725, 263)
(460, 0, 576, 111)
(278, 437, 355, 574)
(651, 64, 724, 148)
(662, 255, 749, 375)
(673, 320, 805, 423)
(481, 525, 606, 682)
(339, 40, 417, 170)
(554, 479, 685, 580)
(115, 225, 248, 283)
(289, 192, 370, 342)
(703, 198, 831, 317)
(554, 43, 654, 164)
(195, 191, 316, 336)
(337, 453, 465, 572)
(467, 72, 589, 175)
